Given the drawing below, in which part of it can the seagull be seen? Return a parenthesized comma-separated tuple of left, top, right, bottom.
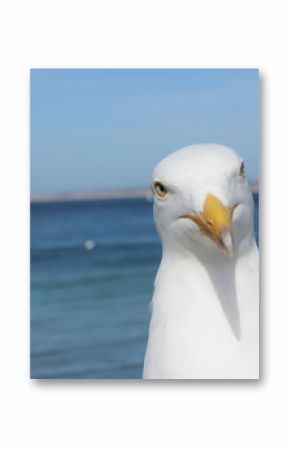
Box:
(143, 144, 259, 379)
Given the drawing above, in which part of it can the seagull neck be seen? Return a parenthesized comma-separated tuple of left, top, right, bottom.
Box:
(157, 245, 241, 339)
(159, 245, 235, 279)
(160, 226, 256, 267)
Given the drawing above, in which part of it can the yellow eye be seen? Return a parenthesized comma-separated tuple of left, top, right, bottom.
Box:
(154, 181, 168, 199)
(239, 161, 246, 178)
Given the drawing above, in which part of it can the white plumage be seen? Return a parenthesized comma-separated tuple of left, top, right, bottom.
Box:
(143, 144, 259, 379)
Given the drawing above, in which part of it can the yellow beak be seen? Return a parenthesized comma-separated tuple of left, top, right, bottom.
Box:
(181, 193, 236, 255)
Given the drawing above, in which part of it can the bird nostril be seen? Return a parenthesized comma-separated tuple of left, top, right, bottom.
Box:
(206, 220, 213, 227)
(231, 203, 239, 216)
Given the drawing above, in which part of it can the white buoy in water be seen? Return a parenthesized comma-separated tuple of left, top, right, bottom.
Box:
(84, 239, 95, 250)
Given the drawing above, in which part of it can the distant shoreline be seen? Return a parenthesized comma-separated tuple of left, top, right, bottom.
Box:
(31, 188, 152, 203)
(31, 182, 259, 203)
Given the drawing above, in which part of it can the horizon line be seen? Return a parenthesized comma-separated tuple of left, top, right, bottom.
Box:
(31, 182, 259, 203)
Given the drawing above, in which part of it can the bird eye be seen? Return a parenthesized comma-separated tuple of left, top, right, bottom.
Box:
(154, 181, 168, 199)
(239, 161, 246, 178)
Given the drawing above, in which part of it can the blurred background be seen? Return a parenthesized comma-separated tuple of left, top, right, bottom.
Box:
(30, 69, 259, 379)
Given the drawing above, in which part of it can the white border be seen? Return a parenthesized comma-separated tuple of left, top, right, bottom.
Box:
(0, 1, 289, 448)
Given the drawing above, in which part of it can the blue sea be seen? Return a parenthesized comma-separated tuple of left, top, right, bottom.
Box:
(31, 193, 259, 379)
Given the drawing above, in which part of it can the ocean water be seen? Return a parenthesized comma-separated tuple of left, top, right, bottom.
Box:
(31, 193, 259, 379)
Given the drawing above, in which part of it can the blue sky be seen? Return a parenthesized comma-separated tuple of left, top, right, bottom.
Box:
(31, 69, 259, 193)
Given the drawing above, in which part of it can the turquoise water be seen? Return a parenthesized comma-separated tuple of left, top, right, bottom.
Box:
(31, 194, 259, 379)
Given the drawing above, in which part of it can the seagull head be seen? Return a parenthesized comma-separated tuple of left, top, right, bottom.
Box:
(152, 144, 255, 258)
